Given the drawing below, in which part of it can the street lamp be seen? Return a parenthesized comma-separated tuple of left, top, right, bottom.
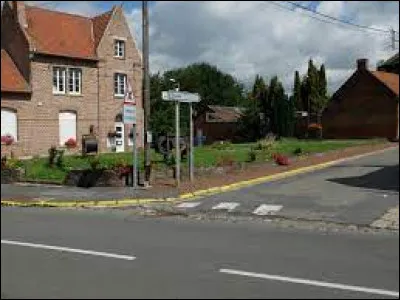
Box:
(169, 78, 181, 185)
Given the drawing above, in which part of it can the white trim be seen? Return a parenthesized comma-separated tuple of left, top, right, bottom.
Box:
(114, 39, 125, 58)
(112, 35, 128, 41)
(52, 66, 66, 94)
(114, 73, 127, 97)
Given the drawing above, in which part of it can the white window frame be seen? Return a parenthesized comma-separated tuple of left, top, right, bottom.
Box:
(114, 39, 125, 58)
(53, 67, 66, 94)
(114, 73, 127, 97)
(68, 68, 82, 95)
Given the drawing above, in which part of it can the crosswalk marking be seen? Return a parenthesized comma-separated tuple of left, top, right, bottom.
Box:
(211, 202, 240, 211)
(176, 202, 201, 209)
(253, 204, 283, 216)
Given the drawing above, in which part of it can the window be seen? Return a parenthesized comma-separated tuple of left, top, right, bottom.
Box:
(59, 111, 77, 146)
(114, 40, 125, 58)
(68, 68, 82, 95)
(114, 73, 127, 97)
(53, 67, 66, 94)
(1, 109, 18, 141)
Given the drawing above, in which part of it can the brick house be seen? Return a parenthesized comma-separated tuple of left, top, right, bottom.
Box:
(377, 53, 399, 74)
(322, 59, 399, 140)
(1, 1, 143, 158)
(194, 105, 244, 144)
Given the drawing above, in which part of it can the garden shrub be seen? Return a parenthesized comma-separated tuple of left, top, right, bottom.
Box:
(210, 141, 233, 151)
(48, 146, 58, 167)
(216, 153, 235, 167)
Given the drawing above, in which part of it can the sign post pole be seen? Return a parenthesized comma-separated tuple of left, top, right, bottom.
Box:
(162, 90, 200, 187)
(189, 102, 194, 182)
(132, 124, 137, 189)
(175, 100, 180, 187)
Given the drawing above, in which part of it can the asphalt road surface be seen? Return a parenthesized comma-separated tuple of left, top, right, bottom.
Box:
(1, 207, 399, 299)
(173, 147, 399, 225)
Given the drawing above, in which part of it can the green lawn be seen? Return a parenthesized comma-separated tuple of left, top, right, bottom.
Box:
(18, 138, 385, 183)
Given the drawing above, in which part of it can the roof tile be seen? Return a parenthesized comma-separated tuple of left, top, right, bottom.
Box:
(371, 71, 399, 96)
(1, 49, 30, 93)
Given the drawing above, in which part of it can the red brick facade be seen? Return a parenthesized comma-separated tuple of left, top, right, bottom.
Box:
(1, 2, 143, 158)
(322, 59, 399, 140)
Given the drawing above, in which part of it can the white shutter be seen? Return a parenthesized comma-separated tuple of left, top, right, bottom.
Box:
(59, 112, 77, 146)
(1, 109, 18, 141)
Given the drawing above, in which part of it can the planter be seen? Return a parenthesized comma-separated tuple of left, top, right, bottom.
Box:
(64, 169, 124, 188)
(1, 168, 23, 183)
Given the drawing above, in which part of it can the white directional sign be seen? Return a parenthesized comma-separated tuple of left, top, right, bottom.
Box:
(162, 90, 200, 103)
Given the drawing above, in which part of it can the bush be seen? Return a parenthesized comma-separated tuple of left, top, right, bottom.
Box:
(89, 156, 101, 170)
(247, 148, 257, 162)
(216, 153, 235, 167)
(210, 141, 233, 150)
(56, 149, 65, 168)
(1, 155, 22, 170)
(48, 146, 57, 167)
(293, 147, 303, 155)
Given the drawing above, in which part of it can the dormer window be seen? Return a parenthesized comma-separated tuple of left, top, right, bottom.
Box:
(114, 39, 125, 58)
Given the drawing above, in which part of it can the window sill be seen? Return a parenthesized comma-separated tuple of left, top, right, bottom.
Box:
(114, 95, 125, 99)
(69, 93, 83, 97)
(53, 92, 67, 96)
(113, 56, 126, 60)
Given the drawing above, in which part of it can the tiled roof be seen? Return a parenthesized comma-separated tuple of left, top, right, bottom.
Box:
(1, 49, 30, 93)
(24, 5, 114, 60)
(92, 10, 113, 48)
(371, 71, 399, 96)
(207, 105, 245, 123)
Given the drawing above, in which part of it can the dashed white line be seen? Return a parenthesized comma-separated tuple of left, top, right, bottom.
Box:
(253, 204, 283, 216)
(212, 202, 240, 211)
(176, 202, 201, 209)
(219, 268, 399, 298)
(1, 240, 136, 261)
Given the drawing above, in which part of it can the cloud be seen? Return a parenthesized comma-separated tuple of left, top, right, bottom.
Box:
(5, 1, 398, 94)
(132, 0, 399, 93)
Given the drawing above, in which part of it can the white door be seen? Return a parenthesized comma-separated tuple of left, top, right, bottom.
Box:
(115, 122, 125, 152)
(1, 109, 18, 141)
(59, 112, 77, 146)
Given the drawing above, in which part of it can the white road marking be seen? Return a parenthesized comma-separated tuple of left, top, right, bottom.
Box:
(212, 202, 239, 211)
(1, 240, 136, 261)
(219, 268, 399, 298)
(253, 204, 283, 216)
(176, 202, 201, 209)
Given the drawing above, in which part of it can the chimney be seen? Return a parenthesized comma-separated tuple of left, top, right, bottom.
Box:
(10, 1, 28, 29)
(357, 58, 368, 71)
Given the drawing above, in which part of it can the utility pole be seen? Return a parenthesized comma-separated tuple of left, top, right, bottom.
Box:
(142, 0, 151, 187)
(390, 27, 396, 51)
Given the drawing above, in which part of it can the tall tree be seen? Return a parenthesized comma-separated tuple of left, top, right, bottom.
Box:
(306, 59, 320, 115)
(317, 64, 328, 113)
(293, 70, 303, 112)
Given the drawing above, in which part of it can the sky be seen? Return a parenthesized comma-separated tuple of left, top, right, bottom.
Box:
(2, 1, 399, 94)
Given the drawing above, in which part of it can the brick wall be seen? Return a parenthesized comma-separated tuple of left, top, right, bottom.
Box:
(1, 56, 99, 157)
(322, 70, 398, 139)
(96, 6, 143, 152)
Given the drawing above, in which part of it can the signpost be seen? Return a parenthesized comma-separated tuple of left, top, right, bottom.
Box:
(162, 90, 200, 186)
(124, 84, 137, 189)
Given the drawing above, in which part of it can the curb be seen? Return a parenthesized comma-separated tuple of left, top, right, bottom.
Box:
(2, 145, 397, 208)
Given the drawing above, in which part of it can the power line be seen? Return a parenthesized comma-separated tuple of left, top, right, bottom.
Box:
(286, 1, 398, 35)
(267, 1, 399, 40)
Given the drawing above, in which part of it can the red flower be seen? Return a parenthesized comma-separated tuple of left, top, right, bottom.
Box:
(65, 138, 77, 148)
(1, 134, 14, 146)
(272, 153, 290, 166)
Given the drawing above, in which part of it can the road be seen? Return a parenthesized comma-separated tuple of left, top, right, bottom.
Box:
(172, 147, 399, 226)
(1, 207, 399, 299)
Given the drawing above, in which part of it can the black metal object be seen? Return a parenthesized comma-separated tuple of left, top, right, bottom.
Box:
(82, 135, 98, 155)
